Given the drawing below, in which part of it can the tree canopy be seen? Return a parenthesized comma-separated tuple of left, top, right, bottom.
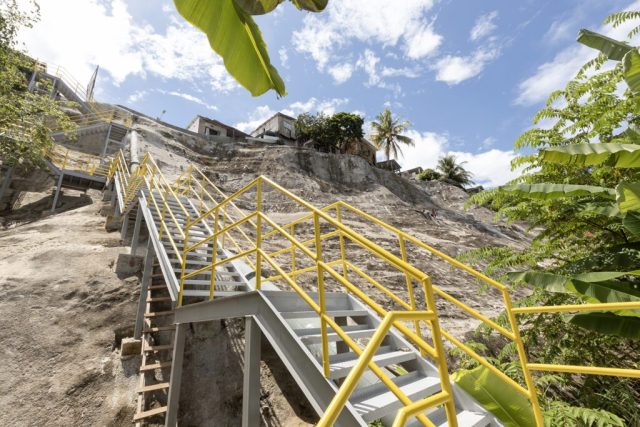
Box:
(0, 0, 74, 169)
(294, 111, 364, 153)
(370, 108, 413, 161)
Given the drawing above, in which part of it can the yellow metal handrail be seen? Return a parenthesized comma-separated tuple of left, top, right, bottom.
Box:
(106, 151, 640, 426)
(46, 145, 111, 177)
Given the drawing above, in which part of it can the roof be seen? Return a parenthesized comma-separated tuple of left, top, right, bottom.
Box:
(377, 159, 402, 170)
(187, 115, 249, 138)
(359, 138, 377, 151)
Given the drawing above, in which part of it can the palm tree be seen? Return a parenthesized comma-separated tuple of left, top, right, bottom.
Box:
(436, 155, 474, 186)
(370, 108, 414, 160)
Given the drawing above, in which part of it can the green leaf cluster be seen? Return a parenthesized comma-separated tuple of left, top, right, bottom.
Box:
(0, 1, 76, 169)
(462, 9, 640, 425)
(294, 111, 364, 153)
(173, 0, 328, 97)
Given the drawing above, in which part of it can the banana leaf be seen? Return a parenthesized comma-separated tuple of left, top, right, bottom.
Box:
(566, 311, 640, 338)
(623, 48, 640, 93)
(452, 365, 536, 427)
(173, 0, 286, 96)
(291, 0, 328, 11)
(577, 29, 633, 61)
(233, 0, 282, 14)
(616, 182, 640, 213)
(623, 211, 640, 235)
(540, 143, 640, 168)
(502, 183, 615, 200)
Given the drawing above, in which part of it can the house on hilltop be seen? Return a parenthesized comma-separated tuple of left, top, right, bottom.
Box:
(343, 138, 377, 165)
(187, 115, 249, 141)
(376, 159, 402, 173)
(250, 112, 296, 142)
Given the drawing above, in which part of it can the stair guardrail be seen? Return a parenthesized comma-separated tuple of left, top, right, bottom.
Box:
(107, 151, 640, 427)
(47, 145, 111, 177)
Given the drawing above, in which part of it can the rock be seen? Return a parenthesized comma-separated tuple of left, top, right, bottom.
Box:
(115, 254, 143, 278)
(105, 214, 122, 232)
(120, 338, 141, 358)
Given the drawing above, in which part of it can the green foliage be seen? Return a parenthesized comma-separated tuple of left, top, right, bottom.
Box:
(294, 111, 364, 153)
(541, 142, 640, 168)
(452, 365, 536, 427)
(173, 0, 327, 97)
(370, 108, 413, 161)
(436, 154, 474, 186)
(173, 0, 286, 97)
(461, 8, 640, 425)
(543, 401, 625, 427)
(0, 0, 75, 168)
(416, 167, 441, 181)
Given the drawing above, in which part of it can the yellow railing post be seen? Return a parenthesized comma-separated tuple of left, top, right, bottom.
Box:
(399, 236, 424, 352)
(289, 223, 297, 278)
(255, 179, 263, 290)
(314, 211, 330, 378)
(421, 277, 458, 427)
(336, 204, 349, 280)
(209, 207, 219, 300)
(502, 291, 544, 426)
(178, 221, 189, 306)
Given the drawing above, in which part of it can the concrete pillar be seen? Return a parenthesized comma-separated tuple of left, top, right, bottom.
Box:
(165, 323, 187, 427)
(0, 167, 14, 203)
(130, 130, 140, 172)
(131, 204, 143, 255)
(242, 316, 261, 427)
(120, 211, 129, 240)
(134, 240, 154, 340)
(51, 172, 64, 212)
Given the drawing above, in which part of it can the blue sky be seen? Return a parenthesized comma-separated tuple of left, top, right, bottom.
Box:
(17, 0, 640, 186)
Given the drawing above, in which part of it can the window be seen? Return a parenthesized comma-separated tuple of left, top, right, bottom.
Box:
(205, 127, 219, 136)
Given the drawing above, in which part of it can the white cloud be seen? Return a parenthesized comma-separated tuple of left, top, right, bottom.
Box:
(292, 0, 441, 82)
(127, 90, 147, 104)
(157, 89, 218, 111)
(376, 129, 519, 187)
(235, 105, 276, 133)
(328, 63, 354, 84)
(544, 19, 576, 44)
(18, 0, 236, 92)
(433, 48, 500, 85)
(470, 11, 498, 41)
(404, 24, 443, 59)
(278, 47, 289, 68)
(482, 136, 497, 147)
(356, 50, 382, 86)
(516, 0, 640, 106)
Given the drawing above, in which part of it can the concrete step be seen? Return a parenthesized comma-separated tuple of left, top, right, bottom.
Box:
(406, 408, 490, 427)
(296, 324, 375, 344)
(351, 372, 441, 422)
(328, 347, 416, 380)
(281, 309, 369, 320)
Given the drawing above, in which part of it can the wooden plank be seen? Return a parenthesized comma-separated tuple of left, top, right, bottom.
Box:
(133, 406, 167, 421)
(143, 344, 173, 352)
(144, 310, 174, 318)
(140, 361, 172, 371)
(143, 325, 176, 333)
(146, 296, 171, 303)
(137, 382, 170, 393)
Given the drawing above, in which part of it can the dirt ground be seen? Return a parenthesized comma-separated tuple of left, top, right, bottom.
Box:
(0, 190, 139, 426)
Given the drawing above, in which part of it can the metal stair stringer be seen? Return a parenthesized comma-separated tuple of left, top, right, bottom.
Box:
(173, 290, 366, 427)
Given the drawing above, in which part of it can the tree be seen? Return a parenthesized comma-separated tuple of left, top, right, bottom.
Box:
(436, 154, 474, 187)
(0, 1, 74, 169)
(294, 111, 363, 153)
(173, 0, 328, 97)
(416, 168, 441, 181)
(462, 10, 640, 425)
(370, 108, 413, 161)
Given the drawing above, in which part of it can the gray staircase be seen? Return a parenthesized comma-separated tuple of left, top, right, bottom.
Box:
(110, 167, 500, 426)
